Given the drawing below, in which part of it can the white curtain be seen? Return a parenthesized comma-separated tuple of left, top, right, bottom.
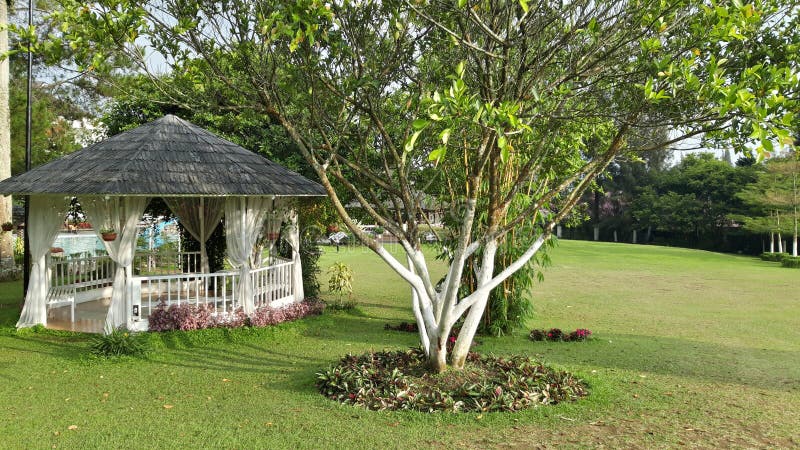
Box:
(225, 196, 274, 314)
(255, 198, 288, 267)
(164, 197, 224, 273)
(285, 209, 304, 301)
(82, 196, 149, 333)
(16, 195, 69, 328)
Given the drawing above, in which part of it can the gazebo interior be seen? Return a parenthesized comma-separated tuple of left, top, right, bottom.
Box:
(0, 115, 326, 333)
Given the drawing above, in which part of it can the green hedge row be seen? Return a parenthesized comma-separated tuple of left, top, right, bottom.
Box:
(760, 252, 786, 262)
(781, 256, 800, 268)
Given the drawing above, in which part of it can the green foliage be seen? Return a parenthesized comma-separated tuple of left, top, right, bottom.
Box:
(780, 256, 800, 268)
(631, 153, 760, 249)
(88, 327, 150, 358)
(326, 262, 354, 309)
(760, 252, 786, 262)
(316, 348, 587, 412)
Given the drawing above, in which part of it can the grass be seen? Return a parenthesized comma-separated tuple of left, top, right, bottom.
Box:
(0, 240, 798, 448)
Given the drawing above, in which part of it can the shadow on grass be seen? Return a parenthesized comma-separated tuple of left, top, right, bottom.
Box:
(492, 333, 800, 392)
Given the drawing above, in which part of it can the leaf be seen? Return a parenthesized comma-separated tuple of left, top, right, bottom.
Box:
(519, 0, 529, 13)
(67, 425, 78, 430)
(458, 0, 467, 7)
(439, 128, 451, 145)
(405, 129, 423, 152)
(497, 134, 508, 150)
(163, 404, 174, 409)
(428, 147, 446, 163)
(412, 118, 429, 130)
(455, 61, 465, 78)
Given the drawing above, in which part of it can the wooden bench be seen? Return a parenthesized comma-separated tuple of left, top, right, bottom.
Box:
(47, 285, 76, 322)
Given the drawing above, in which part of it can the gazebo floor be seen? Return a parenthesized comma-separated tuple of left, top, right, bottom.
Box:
(47, 298, 111, 334)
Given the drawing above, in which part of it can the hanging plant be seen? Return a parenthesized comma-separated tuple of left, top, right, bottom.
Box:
(1, 222, 13, 232)
(100, 228, 117, 241)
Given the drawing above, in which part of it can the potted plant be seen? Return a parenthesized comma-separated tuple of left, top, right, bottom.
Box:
(326, 224, 339, 234)
(100, 228, 117, 241)
(1, 222, 12, 232)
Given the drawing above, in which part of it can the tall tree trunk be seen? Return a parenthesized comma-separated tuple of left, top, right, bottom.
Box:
(769, 232, 774, 253)
(632, 229, 637, 244)
(0, 0, 13, 267)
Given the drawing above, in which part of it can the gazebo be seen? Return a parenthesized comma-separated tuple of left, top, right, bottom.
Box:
(0, 115, 326, 333)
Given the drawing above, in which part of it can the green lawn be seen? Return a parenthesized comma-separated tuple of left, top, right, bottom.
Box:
(0, 240, 798, 448)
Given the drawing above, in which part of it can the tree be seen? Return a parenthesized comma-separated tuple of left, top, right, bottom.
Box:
(631, 153, 760, 248)
(739, 153, 800, 256)
(0, 0, 11, 267)
(45, 0, 799, 372)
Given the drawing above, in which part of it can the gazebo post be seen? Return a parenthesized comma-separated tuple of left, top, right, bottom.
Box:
(287, 209, 304, 302)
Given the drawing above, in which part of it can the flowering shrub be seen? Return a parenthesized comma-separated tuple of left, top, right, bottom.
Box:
(530, 327, 592, 342)
(147, 299, 324, 332)
(250, 299, 325, 327)
(316, 348, 587, 412)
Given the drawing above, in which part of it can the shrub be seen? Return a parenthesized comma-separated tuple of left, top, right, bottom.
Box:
(316, 348, 587, 412)
(781, 256, 800, 268)
(327, 262, 355, 309)
(250, 299, 325, 327)
(760, 252, 786, 262)
(89, 327, 150, 357)
(530, 327, 592, 342)
(148, 299, 324, 332)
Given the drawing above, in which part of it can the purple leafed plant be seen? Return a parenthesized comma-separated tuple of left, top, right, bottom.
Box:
(147, 299, 325, 332)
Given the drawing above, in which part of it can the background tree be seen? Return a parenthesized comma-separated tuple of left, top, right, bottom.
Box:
(630, 153, 760, 251)
(0, 0, 12, 266)
(43, 0, 800, 372)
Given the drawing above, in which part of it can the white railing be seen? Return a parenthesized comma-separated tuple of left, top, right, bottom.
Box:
(131, 259, 295, 321)
(48, 254, 116, 293)
(132, 271, 239, 319)
(252, 258, 294, 308)
(133, 251, 202, 276)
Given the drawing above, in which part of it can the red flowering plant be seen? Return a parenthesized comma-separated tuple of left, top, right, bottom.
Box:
(529, 327, 593, 342)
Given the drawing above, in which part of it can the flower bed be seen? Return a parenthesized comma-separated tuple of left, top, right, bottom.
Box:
(316, 348, 587, 412)
(529, 328, 592, 342)
(148, 299, 325, 332)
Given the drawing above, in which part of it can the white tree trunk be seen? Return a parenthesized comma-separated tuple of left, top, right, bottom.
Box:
(632, 229, 637, 244)
(769, 232, 774, 253)
(0, 1, 13, 267)
(778, 233, 783, 253)
(593, 225, 599, 241)
(613, 230, 618, 242)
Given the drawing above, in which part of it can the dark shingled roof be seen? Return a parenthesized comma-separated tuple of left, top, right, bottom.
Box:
(0, 114, 326, 197)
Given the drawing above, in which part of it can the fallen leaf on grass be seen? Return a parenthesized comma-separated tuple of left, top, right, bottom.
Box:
(265, 422, 273, 427)
(67, 425, 78, 431)
(163, 404, 174, 409)
(633, 394, 639, 398)
(386, 421, 399, 427)
(222, 378, 231, 382)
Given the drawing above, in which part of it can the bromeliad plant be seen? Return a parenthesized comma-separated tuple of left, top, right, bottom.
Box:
(530, 328, 593, 342)
(316, 348, 587, 412)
